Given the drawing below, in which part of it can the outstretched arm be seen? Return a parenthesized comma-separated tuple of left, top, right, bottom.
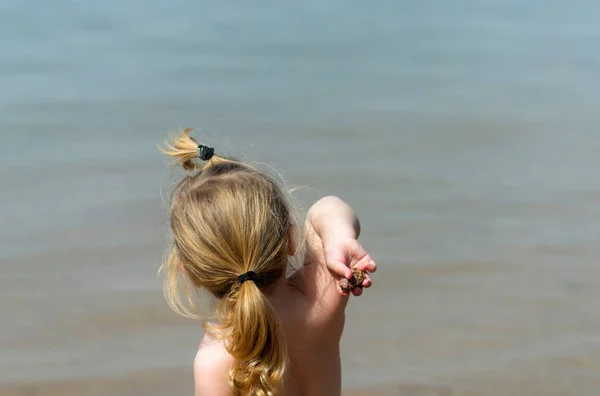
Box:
(300, 196, 377, 321)
(307, 196, 376, 294)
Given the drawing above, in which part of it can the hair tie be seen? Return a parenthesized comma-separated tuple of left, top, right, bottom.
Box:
(238, 271, 258, 285)
(197, 144, 215, 161)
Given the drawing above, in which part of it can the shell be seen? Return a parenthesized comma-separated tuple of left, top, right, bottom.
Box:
(352, 267, 365, 284)
(339, 268, 366, 292)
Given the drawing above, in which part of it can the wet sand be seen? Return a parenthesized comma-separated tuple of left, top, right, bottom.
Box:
(3, 363, 600, 396)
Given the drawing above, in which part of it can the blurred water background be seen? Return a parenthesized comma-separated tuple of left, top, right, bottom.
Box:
(1, 1, 600, 394)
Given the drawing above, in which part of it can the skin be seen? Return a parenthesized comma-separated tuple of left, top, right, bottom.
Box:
(193, 196, 377, 395)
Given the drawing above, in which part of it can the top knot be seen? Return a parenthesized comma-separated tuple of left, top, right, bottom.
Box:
(197, 144, 215, 161)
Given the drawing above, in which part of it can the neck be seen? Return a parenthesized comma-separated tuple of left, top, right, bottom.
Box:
(265, 272, 291, 309)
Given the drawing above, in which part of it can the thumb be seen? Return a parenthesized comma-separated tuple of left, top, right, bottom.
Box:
(346, 240, 370, 268)
(327, 259, 353, 279)
(323, 245, 353, 278)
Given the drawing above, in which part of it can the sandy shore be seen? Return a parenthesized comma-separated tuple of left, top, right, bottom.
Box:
(0, 375, 451, 396)
(2, 364, 599, 396)
(0, 369, 452, 396)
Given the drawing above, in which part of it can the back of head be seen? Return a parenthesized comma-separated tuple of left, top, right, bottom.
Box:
(160, 129, 291, 395)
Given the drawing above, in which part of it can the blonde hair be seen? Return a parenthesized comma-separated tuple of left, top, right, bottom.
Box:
(160, 128, 290, 395)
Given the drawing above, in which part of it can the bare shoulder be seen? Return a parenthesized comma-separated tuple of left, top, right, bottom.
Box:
(285, 223, 347, 343)
(193, 335, 234, 396)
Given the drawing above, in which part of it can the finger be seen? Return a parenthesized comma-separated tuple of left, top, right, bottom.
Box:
(348, 242, 369, 265)
(329, 261, 352, 279)
(352, 287, 363, 297)
(340, 286, 352, 296)
(365, 259, 377, 273)
(353, 254, 374, 271)
(359, 258, 376, 273)
(362, 277, 372, 288)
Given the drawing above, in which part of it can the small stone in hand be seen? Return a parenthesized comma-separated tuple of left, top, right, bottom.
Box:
(339, 268, 366, 292)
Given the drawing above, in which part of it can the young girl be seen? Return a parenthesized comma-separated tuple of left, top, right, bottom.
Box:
(160, 129, 377, 395)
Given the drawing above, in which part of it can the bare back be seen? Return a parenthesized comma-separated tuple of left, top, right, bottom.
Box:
(194, 223, 349, 396)
(193, 196, 379, 395)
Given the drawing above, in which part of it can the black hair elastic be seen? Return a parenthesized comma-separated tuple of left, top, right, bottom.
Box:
(238, 271, 259, 285)
(197, 144, 215, 161)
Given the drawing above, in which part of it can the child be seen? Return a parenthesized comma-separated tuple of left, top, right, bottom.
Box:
(160, 129, 376, 395)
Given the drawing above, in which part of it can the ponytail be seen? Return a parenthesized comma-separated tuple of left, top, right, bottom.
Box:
(159, 127, 232, 171)
(209, 280, 286, 395)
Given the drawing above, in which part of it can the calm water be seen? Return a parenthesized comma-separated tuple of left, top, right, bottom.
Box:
(2, 1, 600, 394)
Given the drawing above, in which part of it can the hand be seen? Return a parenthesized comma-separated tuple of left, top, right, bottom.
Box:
(322, 235, 377, 296)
